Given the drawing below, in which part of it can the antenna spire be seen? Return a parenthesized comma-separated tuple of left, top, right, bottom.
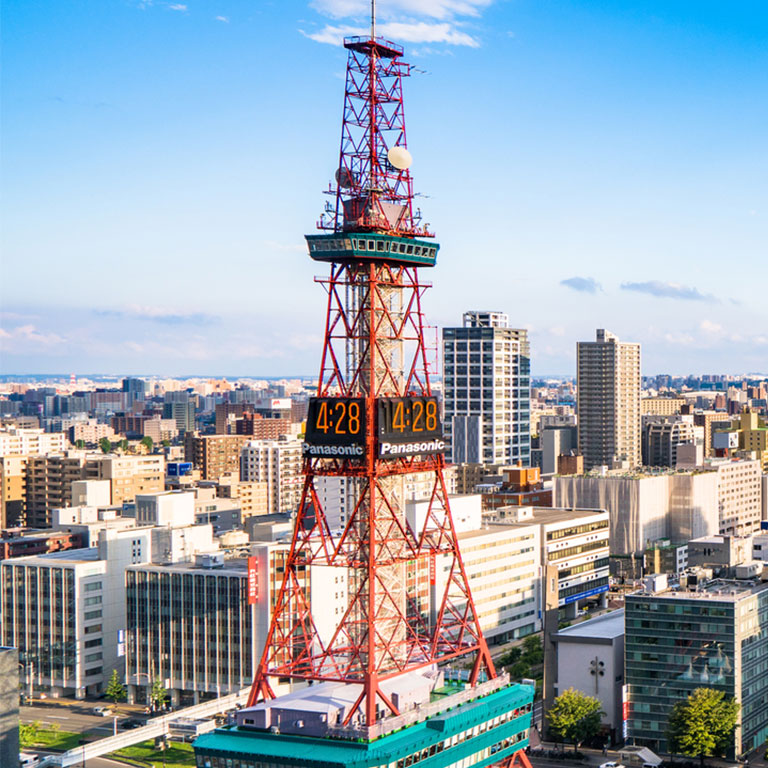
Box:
(371, 0, 375, 39)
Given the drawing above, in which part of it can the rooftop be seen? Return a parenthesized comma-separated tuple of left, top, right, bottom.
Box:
(489, 505, 608, 526)
(556, 609, 625, 641)
(629, 578, 768, 603)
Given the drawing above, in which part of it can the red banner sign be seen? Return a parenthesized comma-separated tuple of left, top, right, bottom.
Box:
(429, 552, 436, 586)
(247, 556, 258, 604)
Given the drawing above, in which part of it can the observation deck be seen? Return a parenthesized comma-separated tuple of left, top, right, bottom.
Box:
(306, 233, 439, 268)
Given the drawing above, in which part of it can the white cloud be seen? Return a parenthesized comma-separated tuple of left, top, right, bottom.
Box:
(215, 15, 229, 22)
(0, 324, 66, 349)
(312, 0, 491, 21)
(168, 3, 187, 10)
(303, 21, 478, 46)
(304, 0, 489, 47)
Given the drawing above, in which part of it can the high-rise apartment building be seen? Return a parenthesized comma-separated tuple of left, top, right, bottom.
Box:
(443, 311, 531, 466)
(240, 437, 303, 515)
(186, 434, 250, 481)
(0, 428, 68, 457)
(577, 329, 641, 470)
(25, 452, 87, 528)
(0, 456, 27, 528)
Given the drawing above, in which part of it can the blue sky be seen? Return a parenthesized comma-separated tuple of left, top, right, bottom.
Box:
(2, 0, 767, 377)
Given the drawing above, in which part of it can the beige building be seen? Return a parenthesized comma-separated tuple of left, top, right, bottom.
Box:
(706, 457, 763, 537)
(0, 455, 27, 528)
(186, 434, 250, 481)
(577, 329, 641, 470)
(84, 454, 165, 507)
(240, 437, 303, 515)
(25, 452, 88, 528)
(641, 397, 686, 416)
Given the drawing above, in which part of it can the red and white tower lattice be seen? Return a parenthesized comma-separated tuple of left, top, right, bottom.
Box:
(247, 30, 496, 727)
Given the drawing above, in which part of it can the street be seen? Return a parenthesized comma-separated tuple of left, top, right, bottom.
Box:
(20, 704, 146, 735)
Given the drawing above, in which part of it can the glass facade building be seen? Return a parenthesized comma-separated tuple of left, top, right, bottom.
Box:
(626, 580, 768, 756)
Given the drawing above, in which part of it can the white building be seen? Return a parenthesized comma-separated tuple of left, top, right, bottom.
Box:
(435, 521, 541, 642)
(442, 311, 531, 466)
(554, 471, 720, 555)
(551, 609, 625, 744)
(0, 428, 68, 456)
(703, 458, 762, 537)
(135, 490, 195, 527)
(493, 506, 611, 618)
(240, 437, 302, 515)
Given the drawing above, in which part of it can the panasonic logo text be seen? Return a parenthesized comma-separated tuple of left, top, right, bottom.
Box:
(379, 439, 445, 457)
(303, 443, 365, 457)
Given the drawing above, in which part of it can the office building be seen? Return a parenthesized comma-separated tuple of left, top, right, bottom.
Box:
(163, 398, 196, 433)
(1, 508, 216, 700)
(443, 311, 531, 466)
(641, 397, 686, 416)
(125, 541, 347, 706)
(626, 579, 768, 756)
(442, 521, 541, 642)
(577, 329, 641, 470)
(491, 505, 610, 618)
(240, 437, 303, 515)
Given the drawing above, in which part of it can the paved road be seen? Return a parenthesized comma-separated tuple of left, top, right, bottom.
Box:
(21, 705, 146, 735)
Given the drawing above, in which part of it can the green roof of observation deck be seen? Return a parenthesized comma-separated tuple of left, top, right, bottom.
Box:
(194, 682, 533, 768)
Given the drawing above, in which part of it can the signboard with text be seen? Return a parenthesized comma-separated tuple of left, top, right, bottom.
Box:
(247, 556, 259, 605)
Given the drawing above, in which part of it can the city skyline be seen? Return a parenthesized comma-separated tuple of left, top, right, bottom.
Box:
(2, 0, 767, 377)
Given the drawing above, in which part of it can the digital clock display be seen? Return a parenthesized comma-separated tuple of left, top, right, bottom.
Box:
(377, 396, 445, 458)
(304, 397, 366, 458)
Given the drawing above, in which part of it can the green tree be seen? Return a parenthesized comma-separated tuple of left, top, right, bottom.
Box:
(99, 437, 112, 454)
(667, 688, 739, 768)
(161, 439, 171, 448)
(522, 635, 544, 666)
(19, 720, 41, 748)
(119, 439, 129, 452)
(140, 435, 154, 452)
(75, 439, 85, 449)
(150, 678, 169, 712)
(106, 669, 126, 707)
(498, 646, 522, 668)
(547, 688, 604, 751)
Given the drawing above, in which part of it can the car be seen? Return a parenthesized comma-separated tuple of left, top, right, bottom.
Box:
(121, 718, 144, 730)
(92, 706, 112, 717)
(600, 762, 623, 768)
(19, 753, 40, 768)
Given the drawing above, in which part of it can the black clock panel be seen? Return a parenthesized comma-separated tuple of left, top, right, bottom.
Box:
(304, 397, 366, 449)
(377, 396, 443, 442)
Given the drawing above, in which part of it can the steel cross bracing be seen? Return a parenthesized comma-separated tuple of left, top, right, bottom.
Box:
(248, 33, 495, 729)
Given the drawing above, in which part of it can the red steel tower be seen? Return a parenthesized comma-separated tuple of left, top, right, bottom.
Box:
(247, 30, 496, 728)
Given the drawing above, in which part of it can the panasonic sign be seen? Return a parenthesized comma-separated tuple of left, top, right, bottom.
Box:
(303, 443, 365, 458)
(379, 439, 445, 458)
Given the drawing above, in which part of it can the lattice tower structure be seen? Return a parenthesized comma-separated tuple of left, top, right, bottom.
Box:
(248, 34, 495, 729)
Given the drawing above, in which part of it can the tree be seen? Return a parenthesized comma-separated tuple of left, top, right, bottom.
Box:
(522, 635, 544, 666)
(119, 439, 129, 452)
(99, 437, 112, 454)
(140, 436, 154, 452)
(75, 439, 85, 449)
(19, 720, 41, 748)
(547, 688, 604, 751)
(106, 669, 126, 707)
(667, 688, 739, 768)
(161, 439, 171, 448)
(150, 678, 169, 712)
